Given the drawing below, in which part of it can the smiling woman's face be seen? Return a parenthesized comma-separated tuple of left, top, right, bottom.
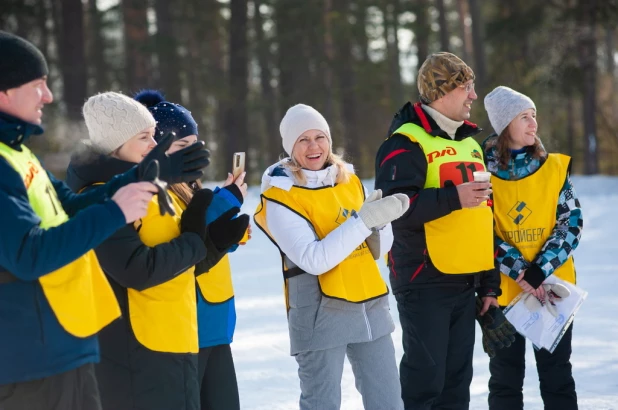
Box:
(292, 129, 330, 171)
(112, 127, 156, 163)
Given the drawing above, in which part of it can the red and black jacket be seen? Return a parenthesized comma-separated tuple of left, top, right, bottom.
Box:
(374, 102, 501, 297)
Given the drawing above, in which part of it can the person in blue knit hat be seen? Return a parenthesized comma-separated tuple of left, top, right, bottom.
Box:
(136, 90, 249, 410)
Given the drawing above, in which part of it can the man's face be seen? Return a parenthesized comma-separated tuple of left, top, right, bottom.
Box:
(433, 80, 477, 122)
(0, 77, 53, 125)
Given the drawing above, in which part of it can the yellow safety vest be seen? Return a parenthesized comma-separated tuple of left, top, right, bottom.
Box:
(196, 254, 234, 304)
(127, 190, 198, 353)
(492, 153, 576, 306)
(0, 142, 120, 338)
(196, 221, 252, 304)
(254, 174, 388, 304)
(392, 123, 494, 274)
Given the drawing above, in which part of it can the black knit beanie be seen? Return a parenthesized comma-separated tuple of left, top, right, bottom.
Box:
(0, 31, 49, 91)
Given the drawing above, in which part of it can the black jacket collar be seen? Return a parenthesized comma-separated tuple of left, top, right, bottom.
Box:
(387, 102, 481, 141)
(66, 146, 135, 192)
(0, 111, 44, 149)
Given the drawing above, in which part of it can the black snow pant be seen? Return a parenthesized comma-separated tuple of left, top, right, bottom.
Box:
(97, 347, 199, 410)
(488, 323, 577, 410)
(198, 344, 240, 410)
(0, 363, 101, 410)
(395, 285, 476, 410)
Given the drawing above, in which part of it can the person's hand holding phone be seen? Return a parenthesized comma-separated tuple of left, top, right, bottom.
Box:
(222, 171, 248, 199)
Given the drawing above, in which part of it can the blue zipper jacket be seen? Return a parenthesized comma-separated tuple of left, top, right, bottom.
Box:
(197, 187, 241, 348)
(0, 112, 138, 384)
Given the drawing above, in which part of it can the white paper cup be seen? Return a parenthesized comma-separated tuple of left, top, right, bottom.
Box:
(473, 171, 491, 182)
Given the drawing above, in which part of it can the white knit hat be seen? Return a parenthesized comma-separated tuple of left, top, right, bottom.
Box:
(82, 92, 157, 154)
(279, 104, 331, 156)
(484, 86, 536, 135)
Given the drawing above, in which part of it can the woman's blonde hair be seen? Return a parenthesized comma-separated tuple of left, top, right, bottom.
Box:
(283, 149, 351, 186)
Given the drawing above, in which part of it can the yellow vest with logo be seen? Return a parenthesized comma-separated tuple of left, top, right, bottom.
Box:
(254, 174, 388, 304)
(128, 190, 198, 353)
(0, 142, 120, 338)
(392, 123, 494, 274)
(492, 153, 576, 306)
(196, 254, 234, 304)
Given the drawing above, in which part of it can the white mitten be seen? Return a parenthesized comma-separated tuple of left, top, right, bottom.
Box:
(542, 283, 571, 317)
(545, 283, 571, 300)
(357, 193, 409, 230)
(523, 293, 543, 312)
(365, 189, 382, 203)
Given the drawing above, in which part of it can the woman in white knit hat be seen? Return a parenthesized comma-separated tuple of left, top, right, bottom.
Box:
(254, 104, 408, 410)
(66, 91, 246, 410)
(483, 86, 582, 410)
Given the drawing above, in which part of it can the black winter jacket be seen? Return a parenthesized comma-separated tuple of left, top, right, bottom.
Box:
(65, 148, 204, 410)
(374, 102, 501, 297)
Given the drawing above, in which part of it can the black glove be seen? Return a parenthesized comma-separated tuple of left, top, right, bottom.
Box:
(180, 188, 212, 240)
(194, 208, 250, 275)
(137, 159, 175, 216)
(475, 296, 517, 358)
(221, 183, 244, 205)
(138, 133, 211, 184)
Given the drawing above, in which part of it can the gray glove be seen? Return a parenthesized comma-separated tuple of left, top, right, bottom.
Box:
(357, 190, 409, 230)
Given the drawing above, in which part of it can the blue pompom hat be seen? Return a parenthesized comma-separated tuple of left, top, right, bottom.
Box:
(134, 90, 198, 142)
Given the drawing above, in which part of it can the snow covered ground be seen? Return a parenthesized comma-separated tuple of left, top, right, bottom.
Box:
(226, 176, 618, 410)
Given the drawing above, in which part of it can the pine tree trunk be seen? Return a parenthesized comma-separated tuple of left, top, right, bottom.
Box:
(154, 0, 181, 102)
(88, 0, 109, 92)
(579, 0, 599, 174)
(59, 0, 87, 120)
(456, 0, 472, 63)
(332, 0, 360, 165)
(436, 0, 449, 51)
(254, 0, 280, 165)
(413, 0, 430, 78)
(275, 1, 312, 109)
(468, 0, 486, 92)
(122, 0, 150, 92)
(223, 0, 249, 168)
(384, 1, 403, 105)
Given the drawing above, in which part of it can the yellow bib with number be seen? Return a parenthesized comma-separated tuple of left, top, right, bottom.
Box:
(0, 142, 120, 338)
(492, 154, 576, 306)
(255, 174, 388, 304)
(392, 123, 494, 274)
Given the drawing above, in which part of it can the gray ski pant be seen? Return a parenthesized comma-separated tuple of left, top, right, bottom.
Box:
(295, 334, 403, 410)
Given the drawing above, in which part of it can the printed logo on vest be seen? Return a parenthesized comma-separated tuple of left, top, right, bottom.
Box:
(24, 161, 40, 189)
(507, 201, 532, 225)
(427, 147, 457, 163)
(471, 149, 482, 160)
(335, 207, 352, 225)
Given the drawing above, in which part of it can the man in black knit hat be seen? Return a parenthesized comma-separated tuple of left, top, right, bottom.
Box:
(0, 31, 210, 410)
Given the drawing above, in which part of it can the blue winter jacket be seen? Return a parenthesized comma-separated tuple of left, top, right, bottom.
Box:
(0, 112, 137, 384)
(197, 187, 241, 348)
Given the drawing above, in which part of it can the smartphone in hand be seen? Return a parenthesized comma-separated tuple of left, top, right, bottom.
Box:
(232, 152, 245, 180)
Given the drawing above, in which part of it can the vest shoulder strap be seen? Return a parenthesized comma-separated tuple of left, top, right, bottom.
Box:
(391, 122, 428, 144)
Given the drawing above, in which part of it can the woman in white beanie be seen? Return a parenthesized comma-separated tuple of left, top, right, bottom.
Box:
(66, 91, 247, 410)
(254, 104, 408, 410)
(483, 86, 582, 410)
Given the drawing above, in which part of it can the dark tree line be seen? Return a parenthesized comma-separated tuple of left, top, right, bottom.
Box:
(1, 0, 617, 178)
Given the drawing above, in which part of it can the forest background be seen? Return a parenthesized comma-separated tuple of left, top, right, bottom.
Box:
(2, 0, 618, 180)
